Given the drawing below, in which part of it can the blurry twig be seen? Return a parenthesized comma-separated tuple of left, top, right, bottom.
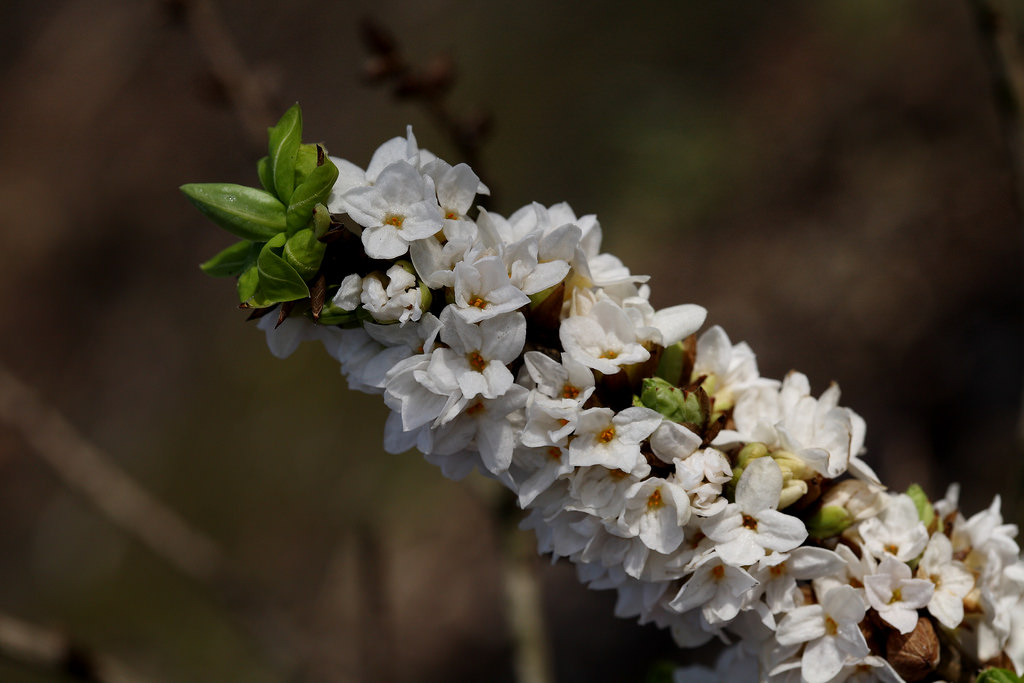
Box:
(165, 0, 278, 146)
(967, 0, 1024, 223)
(467, 478, 556, 683)
(0, 363, 227, 584)
(358, 18, 495, 204)
(0, 611, 149, 683)
(965, 0, 1024, 449)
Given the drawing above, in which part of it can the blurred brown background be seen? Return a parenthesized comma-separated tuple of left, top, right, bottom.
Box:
(0, 0, 1021, 681)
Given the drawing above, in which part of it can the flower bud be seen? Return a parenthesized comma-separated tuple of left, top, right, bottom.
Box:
(637, 377, 705, 426)
(807, 504, 853, 539)
(886, 616, 940, 682)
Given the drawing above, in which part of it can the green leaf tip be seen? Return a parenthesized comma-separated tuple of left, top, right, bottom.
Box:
(267, 103, 303, 204)
(181, 183, 286, 242)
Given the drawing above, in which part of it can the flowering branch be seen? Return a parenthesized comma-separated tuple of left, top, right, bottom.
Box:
(184, 105, 1024, 683)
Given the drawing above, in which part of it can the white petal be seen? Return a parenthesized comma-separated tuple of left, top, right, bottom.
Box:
(736, 456, 783, 514)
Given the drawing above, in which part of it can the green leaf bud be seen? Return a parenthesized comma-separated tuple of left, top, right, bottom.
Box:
(255, 232, 310, 304)
(655, 340, 686, 386)
(286, 150, 339, 233)
(293, 143, 320, 187)
(637, 377, 705, 425)
(283, 228, 326, 281)
(311, 203, 331, 240)
(180, 183, 286, 242)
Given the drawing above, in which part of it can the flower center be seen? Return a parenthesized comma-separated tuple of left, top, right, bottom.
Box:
(599, 349, 619, 360)
(444, 210, 459, 220)
(465, 401, 485, 416)
(468, 296, 487, 308)
(383, 213, 405, 228)
(467, 351, 487, 372)
(597, 425, 616, 443)
(742, 514, 758, 530)
(889, 588, 903, 604)
(546, 447, 562, 461)
(711, 565, 725, 580)
(561, 384, 581, 399)
(825, 617, 838, 636)
(646, 489, 664, 510)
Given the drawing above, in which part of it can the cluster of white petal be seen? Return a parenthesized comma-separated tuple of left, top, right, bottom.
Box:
(255, 130, 1024, 683)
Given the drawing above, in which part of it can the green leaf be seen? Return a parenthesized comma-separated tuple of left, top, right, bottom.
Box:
(906, 483, 935, 529)
(286, 153, 339, 232)
(256, 233, 309, 303)
(977, 668, 1022, 683)
(181, 183, 286, 241)
(200, 240, 258, 277)
(237, 263, 260, 303)
(267, 103, 302, 203)
(283, 228, 326, 280)
(257, 156, 273, 193)
(293, 143, 320, 187)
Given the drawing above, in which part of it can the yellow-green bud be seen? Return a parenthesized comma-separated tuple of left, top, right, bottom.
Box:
(807, 505, 853, 539)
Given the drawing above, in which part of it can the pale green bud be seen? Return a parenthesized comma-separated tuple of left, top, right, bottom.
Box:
(807, 505, 854, 539)
(637, 377, 704, 425)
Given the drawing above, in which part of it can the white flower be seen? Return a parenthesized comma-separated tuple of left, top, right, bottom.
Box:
(668, 554, 758, 625)
(701, 457, 808, 567)
(863, 554, 934, 634)
(774, 584, 870, 683)
(618, 477, 692, 555)
(419, 308, 526, 420)
(917, 532, 974, 629)
(520, 351, 595, 405)
(424, 385, 529, 476)
(341, 161, 443, 259)
(567, 406, 662, 475)
(858, 493, 929, 563)
(451, 257, 530, 323)
(672, 448, 733, 517)
(360, 264, 423, 324)
(752, 547, 846, 614)
(422, 158, 487, 223)
(560, 300, 651, 374)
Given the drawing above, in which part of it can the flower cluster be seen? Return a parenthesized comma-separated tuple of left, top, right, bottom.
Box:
(186, 107, 1024, 683)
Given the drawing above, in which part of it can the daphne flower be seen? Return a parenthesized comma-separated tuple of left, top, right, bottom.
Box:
(858, 493, 929, 563)
(567, 406, 663, 475)
(618, 477, 692, 555)
(560, 300, 650, 374)
(341, 161, 444, 259)
(916, 532, 973, 629)
(668, 554, 758, 625)
(451, 257, 530, 323)
(864, 554, 934, 634)
(775, 584, 870, 683)
(701, 457, 808, 567)
(420, 309, 526, 419)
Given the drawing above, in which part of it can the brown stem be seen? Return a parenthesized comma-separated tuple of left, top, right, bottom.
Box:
(0, 611, 150, 683)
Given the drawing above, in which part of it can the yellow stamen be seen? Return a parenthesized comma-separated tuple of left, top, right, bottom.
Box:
(467, 351, 487, 372)
(597, 426, 616, 443)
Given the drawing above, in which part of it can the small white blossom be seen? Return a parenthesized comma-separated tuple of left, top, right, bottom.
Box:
(863, 554, 934, 634)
